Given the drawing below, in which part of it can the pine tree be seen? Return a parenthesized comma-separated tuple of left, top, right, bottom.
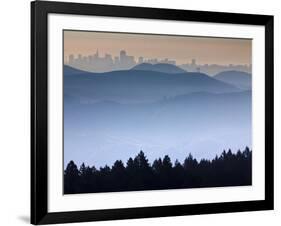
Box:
(64, 160, 80, 193)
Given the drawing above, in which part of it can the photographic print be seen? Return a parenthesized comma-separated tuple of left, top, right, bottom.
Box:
(31, 2, 273, 224)
(63, 30, 252, 194)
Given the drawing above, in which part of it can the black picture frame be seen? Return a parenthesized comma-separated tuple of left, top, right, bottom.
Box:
(31, 1, 274, 224)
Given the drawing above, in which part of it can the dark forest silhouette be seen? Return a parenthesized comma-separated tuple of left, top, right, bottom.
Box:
(64, 147, 252, 194)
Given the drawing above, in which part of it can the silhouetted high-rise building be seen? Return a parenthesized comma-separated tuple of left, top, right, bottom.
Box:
(191, 59, 196, 66)
(69, 54, 74, 65)
(138, 56, 144, 64)
(120, 50, 126, 59)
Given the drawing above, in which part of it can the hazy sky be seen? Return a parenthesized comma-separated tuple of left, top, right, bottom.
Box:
(64, 30, 252, 66)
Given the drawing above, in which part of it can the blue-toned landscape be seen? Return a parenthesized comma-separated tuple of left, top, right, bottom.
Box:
(64, 63, 251, 168)
(63, 31, 252, 193)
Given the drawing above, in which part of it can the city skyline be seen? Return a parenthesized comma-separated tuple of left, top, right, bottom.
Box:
(64, 30, 252, 67)
(65, 49, 251, 75)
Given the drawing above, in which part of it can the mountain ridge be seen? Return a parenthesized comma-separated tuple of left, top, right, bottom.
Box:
(64, 65, 240, 103)
(64, 65, 89, 75)
(214, 70, 251, 90)
(131, 63, 187, 74)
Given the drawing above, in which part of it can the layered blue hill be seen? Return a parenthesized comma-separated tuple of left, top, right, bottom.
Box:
(214, 70, 251, 90)
(64, 65, 89, 75)
(64, 65, 240, 103)
(63, 65, 251, 167)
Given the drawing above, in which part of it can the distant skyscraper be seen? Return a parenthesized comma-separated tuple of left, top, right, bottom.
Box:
(69, 54, 74, 64)
(138, 56, 144, 64)
(191, 59, 196, 66)
(119, 50, 135, 69)
(114, 56, 120, 65)
(120, 50, 126, 59)
(94, 49, 99, 58)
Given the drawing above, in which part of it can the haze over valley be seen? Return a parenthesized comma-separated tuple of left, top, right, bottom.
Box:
(64, 63, 252, 167)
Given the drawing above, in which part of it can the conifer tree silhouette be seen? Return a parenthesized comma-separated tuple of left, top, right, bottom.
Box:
(64, 148, 252, 194)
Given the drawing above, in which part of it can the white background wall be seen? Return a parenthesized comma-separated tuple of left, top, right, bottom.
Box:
(0, 0, 279, 225)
